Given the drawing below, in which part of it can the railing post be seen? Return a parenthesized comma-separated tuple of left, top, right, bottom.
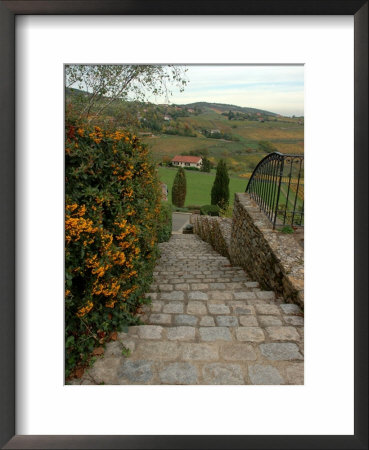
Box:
(273, 158, 284, 229)
(291, 158, 303, 226)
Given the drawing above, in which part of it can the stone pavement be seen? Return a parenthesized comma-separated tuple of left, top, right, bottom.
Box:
(75, 234, 304, 385)
(171, 212, 191, 233)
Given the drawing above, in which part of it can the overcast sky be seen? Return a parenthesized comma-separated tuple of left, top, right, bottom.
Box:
(148, 65, 304, 117)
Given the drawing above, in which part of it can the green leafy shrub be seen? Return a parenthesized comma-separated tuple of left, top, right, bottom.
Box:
(184, 166, 200, 171)
(200, 204, 220, 216)
(186, 205, 202, 211)
(219, 204, 233, 218)
(157, 202, 172, 243)
(281, 225, 294, 234)
(65, 122, 162, 377)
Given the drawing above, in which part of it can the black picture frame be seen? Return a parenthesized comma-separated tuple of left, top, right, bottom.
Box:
(0, 1, 367, 449)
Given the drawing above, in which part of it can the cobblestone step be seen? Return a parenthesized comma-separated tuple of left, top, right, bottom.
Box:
(79, 323, 304, 385)
(126, 320, 303, 345)
(75, 233, 304, 385)
(149, 284, 264, 293)
(153, 272, 253, 282)
(143, 301, 302, 328)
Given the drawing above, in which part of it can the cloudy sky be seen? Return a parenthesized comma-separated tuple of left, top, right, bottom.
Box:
(149, 65, 304, 117)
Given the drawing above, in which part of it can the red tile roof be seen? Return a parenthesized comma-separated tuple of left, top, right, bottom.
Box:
(172, 155, 202, 163)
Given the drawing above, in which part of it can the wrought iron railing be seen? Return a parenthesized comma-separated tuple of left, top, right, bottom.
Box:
(246, 152, 304, 229)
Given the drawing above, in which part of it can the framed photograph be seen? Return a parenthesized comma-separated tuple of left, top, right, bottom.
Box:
(1, 1, 367, 448)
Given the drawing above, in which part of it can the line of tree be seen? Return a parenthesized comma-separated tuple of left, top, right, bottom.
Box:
(222, 110, 270, 122)
(200, 128, 238, 141)
(181, 148, 209, 157)
(163, 122, 197, 137)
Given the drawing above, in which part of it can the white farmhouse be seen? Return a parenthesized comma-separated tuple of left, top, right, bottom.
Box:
(171, 155, 202, 168)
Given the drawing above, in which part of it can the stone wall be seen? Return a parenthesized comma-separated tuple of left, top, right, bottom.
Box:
(193, 194, 304, 308)
(230, 193, 304, 308)
(193, 215, 232, 259)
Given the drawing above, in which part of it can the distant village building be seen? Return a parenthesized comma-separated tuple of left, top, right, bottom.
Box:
(171, 155, 203, 168)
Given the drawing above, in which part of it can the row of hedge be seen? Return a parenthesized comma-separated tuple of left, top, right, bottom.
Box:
(171, 204, 220, 216)
(65, 122, 169, 377)
(200, 204, 220, 216)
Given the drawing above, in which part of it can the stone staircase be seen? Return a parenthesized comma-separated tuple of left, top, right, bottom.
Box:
(78, 234, 304, 385)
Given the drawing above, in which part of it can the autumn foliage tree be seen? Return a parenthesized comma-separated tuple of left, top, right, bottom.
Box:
(172, 167, 187, 207)
(211, 159, 230, 208)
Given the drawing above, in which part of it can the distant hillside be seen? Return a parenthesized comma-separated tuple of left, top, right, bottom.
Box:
(177, 101, 277, 116)
(66, 88, 278, 117)
(65, 87, 304, 175)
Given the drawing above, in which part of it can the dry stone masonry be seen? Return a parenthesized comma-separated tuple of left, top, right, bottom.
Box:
(230, 193, 304, 308)
(74, 233, 304, 385)
(193, 215, 232, 259)
(194, 193, 304, 308)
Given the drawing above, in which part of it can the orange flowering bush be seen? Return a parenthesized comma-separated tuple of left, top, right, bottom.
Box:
(65, 121, 162, 376)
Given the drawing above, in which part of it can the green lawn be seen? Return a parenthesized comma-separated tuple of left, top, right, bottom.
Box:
(157, 167, 248, 206)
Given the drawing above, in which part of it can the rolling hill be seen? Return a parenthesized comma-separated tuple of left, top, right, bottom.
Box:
(178, 101, 278, 116)
(65, 90, 304, 175)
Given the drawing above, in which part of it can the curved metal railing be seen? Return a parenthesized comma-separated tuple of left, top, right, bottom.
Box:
(246, 152, 304, 229)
